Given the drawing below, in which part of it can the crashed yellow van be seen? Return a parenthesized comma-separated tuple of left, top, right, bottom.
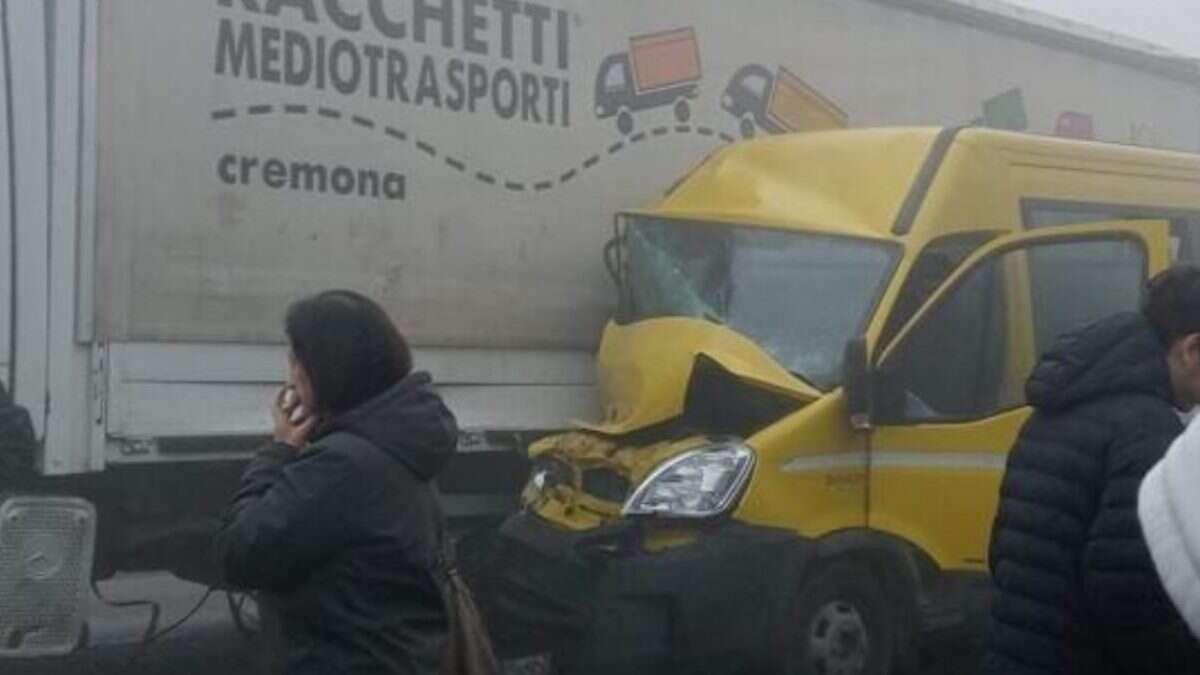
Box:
(483, 127, 1200, 675)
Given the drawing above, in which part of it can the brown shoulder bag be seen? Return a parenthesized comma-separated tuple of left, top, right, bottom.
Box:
(436, 539, 500, 675)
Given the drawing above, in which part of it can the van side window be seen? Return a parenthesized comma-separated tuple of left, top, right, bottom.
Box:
(879, 233, 995, 349)
(879, 237, 1146, 423)
(880, 251, 1012, 420)
(1027, 240, 1145, 356)
(1024, 200, 1200, 263)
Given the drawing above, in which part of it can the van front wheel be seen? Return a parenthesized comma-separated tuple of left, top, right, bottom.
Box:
(787, 562, 894, 675)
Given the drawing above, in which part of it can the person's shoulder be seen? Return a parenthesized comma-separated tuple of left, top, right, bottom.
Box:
(1055, 389, 1172, 427)
(307, 431, 397, 476)
(287, 435, 367, 477)
(1090, 391, 1178, 430)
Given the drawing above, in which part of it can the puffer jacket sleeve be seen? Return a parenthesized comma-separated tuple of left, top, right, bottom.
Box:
(984, 408, 1108, 674)
(1086, 405, 1200, 674)
(213, 442, 359, 592)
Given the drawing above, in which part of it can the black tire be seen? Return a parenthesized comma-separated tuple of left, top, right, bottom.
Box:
(674, 99, 691, 123)
(617, 110, 634, 135)
(787, 562, 895, 675)
(740, 116, 757, 139)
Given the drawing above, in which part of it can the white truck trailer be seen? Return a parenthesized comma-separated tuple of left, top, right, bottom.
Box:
(2, 0, 1198, 657)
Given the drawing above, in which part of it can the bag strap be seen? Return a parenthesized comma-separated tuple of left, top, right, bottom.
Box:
(432, 510, 456, 586)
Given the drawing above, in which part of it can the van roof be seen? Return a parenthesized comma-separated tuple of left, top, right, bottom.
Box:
(646, 127, 1200, 239)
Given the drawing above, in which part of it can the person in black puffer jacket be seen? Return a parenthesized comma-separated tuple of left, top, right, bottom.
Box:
(214, 290, 457, 675)
(982, 266, 1200, 675)
(0, 380, 36, 488)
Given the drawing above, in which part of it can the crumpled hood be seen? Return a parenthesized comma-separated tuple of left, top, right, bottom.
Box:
(320, 372, 458, 480)
(578, 317, 819, 436)
(1026, 312, 1173, 412)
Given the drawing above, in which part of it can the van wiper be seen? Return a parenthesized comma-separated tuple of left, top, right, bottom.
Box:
(701, 311, 726, 325)
(782, 367, 823, 392)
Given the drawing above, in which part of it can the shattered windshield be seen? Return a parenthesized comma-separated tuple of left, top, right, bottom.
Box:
(625, 217, 897, 389)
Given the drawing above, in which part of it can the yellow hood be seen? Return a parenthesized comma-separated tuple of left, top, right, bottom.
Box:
(577, 317, 820, 436)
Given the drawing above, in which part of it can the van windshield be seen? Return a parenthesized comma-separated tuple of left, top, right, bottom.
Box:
(624, 217, 897, 390)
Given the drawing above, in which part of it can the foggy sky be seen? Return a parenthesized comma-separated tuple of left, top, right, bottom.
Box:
(1002, 0, 1200, 58)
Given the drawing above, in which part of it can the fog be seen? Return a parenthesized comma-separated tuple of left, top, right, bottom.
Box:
(1003, 0, 1200, 57)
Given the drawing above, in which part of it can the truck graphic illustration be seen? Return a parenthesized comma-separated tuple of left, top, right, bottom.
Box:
(1056, 111, 1096, 139)
(594, 28, 702, 135)
(971, 88, 1030, 131)
(722, 64, 848, 138)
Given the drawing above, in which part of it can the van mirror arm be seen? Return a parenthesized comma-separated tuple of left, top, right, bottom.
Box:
(843, 337, 873, 431)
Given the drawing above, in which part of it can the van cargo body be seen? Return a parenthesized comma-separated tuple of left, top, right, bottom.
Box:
(4, 0, 1200, 659)
(767, 67, 849, 133)
(629, 29, 702, 94)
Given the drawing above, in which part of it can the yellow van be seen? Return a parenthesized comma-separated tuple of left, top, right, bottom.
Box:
(480, 127, 1200, 675)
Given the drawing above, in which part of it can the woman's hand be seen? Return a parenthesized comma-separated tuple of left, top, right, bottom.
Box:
(273, 386, 317, 448)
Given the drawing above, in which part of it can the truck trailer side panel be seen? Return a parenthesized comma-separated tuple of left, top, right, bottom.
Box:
(91, 0, 1200, 356)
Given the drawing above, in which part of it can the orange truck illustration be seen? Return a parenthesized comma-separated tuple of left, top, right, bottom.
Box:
(594, 28, 702, 135)
(722, 64, 848, 138)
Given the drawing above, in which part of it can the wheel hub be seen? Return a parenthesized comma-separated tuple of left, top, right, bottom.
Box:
(807, 600, 869, 675)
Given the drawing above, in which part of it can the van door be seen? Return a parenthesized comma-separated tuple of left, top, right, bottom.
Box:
(864, 220, 1171, 573)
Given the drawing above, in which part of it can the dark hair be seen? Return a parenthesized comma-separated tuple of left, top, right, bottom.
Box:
(285, 290, 413, 416)
(1144, 265, 1200, 345)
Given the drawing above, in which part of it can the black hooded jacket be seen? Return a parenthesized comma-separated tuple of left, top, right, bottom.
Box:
(0, 381, 35, 487)
(982, 313, 1200, 674)
(214, 373, 458, 675)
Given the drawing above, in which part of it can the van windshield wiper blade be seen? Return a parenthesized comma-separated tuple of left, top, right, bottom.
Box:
(787, 369, 823, 392)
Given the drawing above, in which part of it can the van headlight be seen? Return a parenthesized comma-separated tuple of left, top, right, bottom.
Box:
(622, 442, 755, 518)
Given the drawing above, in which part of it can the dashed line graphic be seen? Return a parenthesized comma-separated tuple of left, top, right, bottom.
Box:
(212, 104, 738, 193)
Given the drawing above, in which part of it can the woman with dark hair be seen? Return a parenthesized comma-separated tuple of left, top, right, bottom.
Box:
(214, 290, 458, 675)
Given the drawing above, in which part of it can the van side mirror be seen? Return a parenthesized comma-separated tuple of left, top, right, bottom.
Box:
(843, 338, 872, 431)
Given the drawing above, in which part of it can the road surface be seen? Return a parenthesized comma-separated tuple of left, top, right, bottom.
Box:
(16, 573, 981, 674)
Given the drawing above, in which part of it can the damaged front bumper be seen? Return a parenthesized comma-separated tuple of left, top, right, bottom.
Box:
(466, 512, 813, 675)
